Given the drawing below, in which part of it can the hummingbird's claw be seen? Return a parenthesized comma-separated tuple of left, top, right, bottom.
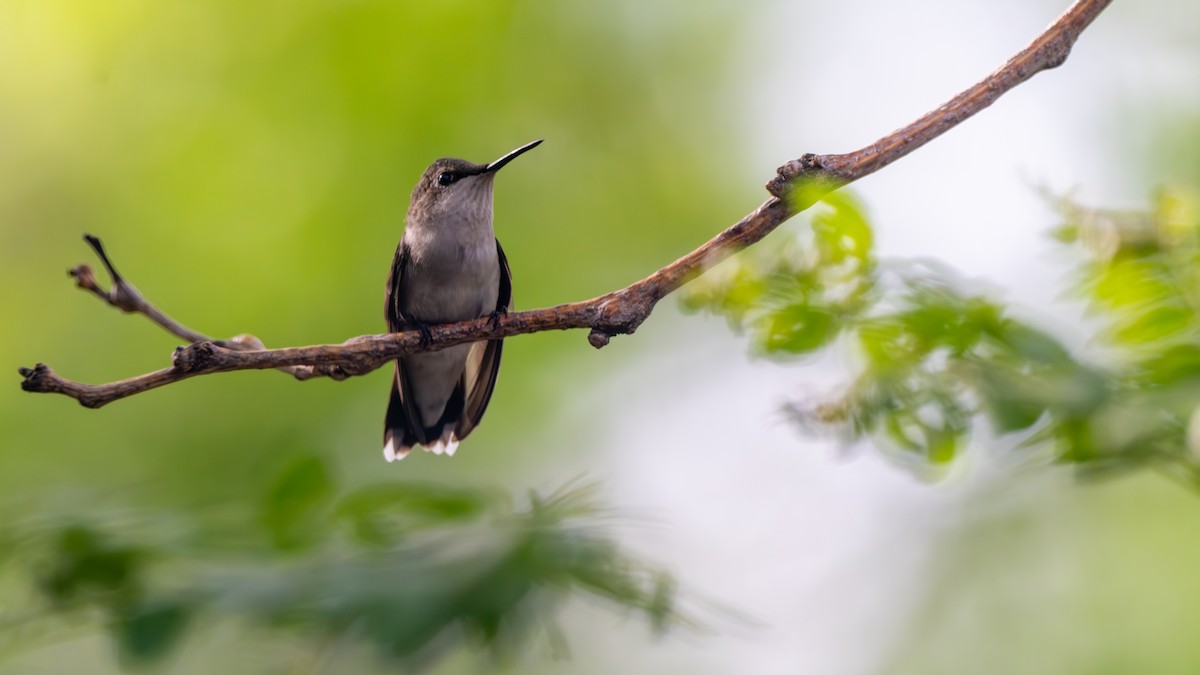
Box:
(487, 308, 507, 331)
(416, 323, 433, 349)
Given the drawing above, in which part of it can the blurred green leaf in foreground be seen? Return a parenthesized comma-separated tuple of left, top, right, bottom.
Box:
(685, 186, 1200, 484)
(1, 462, 681, 670)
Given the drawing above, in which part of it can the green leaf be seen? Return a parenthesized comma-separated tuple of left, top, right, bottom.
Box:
(116, 600, 192, 666)
(1093, 258, 1174, 311)
(37, 525, 144, 606)
(758, 304, 837, 354)
(926, 428, 959, 465)
(858, 320, 914, 367)
(1136, 344, 1200, 382)
(813, 192, 873, 263)
(998, 323, 1072, 365)
(882, 409, 923, 453)
(1109, 303, 1194, 346)
(980, 373, 1047, 433)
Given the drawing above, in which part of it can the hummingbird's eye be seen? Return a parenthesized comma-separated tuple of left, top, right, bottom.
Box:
(437, 172, 456, 186)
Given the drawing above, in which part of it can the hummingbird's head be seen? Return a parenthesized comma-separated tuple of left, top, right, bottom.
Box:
(406, 140, 543, 227)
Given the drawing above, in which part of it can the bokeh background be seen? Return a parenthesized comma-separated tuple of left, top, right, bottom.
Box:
(3, 0, 1199, 673)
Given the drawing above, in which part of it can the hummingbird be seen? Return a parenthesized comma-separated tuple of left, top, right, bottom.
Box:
(382, 139, 542, 461)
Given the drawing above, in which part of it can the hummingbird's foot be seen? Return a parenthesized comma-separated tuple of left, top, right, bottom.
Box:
(400, 320, 434, 348)
(487, 307, 508, 331)
(415, 323, 433, 348)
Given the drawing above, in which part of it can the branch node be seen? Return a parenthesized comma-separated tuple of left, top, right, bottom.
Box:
(586, 291, 655, 347)
(68, 264, 100, 293)
(18, 363, 51, 392)
(289, 363, 357, 381)
(588, 330, 612, 349)
(78, 394, 104, 409)
(1039, 40, 1073, 70)
(289, 366, 315, 381)
(225, 333, 266, 351)
(173, 342, 219, 373)
(108, 281, 143, 313)
(766, 153, 818, 197)
(318, 364, 352, 380)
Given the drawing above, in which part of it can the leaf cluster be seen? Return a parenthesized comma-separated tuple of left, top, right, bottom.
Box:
(686, 187, 1200, 481)
(6, 463, 679, 670)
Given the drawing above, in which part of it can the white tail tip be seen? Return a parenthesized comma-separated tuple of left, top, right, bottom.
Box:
(427, 434, 461, 458)
(383, 433, 460, 462)
(383, 436, 409, 463)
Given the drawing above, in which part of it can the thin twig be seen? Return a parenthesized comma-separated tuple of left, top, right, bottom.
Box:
(71, 233, 211, 344)
(67, 234, 347, 382)
(18, 0, 1114, 409)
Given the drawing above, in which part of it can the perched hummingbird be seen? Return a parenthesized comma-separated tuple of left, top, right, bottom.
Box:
(382, 140, 542, 462)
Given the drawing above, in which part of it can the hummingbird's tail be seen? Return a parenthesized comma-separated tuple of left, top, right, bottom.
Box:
(382, 365, 462, 462)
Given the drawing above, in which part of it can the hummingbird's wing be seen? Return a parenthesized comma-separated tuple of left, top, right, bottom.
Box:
(455, 238, 513, 439)
(383, 241, 431, 458)
(384, 239, 410, 331)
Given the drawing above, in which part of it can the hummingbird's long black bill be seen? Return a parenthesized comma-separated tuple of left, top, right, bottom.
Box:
(484, 139, 543, 173)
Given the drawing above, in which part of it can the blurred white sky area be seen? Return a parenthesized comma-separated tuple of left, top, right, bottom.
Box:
(570, 1, 1200, 673)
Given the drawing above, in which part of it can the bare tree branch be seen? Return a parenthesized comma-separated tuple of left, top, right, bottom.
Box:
(70, 234, 212, 345)
(18, 0, 1114, 409)
(65, 234, 348, 384)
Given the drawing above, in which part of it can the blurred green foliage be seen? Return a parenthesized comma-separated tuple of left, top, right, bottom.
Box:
(0, 0, 750, 499)
(0, 1, 746, 671)
(686, 186, 1200, 481)
(6, 464, 678, 669)
(5, 0, 1198, 672)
